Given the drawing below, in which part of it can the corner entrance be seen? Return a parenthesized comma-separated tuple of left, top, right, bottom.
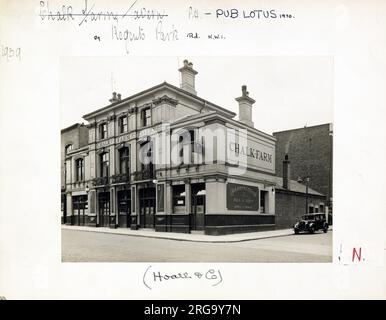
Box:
(139, 187, 156, 228)
(191, 183, 206, 230)
(117, 190, 131, 228)
(98, 192, 110, 227)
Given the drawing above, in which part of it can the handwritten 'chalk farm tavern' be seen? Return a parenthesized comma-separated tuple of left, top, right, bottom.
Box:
(61, 59, 330, 238)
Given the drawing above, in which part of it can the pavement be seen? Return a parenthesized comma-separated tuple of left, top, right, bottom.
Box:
(61, 224, 333, 243)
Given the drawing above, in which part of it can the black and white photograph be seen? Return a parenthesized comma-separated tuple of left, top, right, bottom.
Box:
(1, 0, 385, 301)
(60, 56, 333, 263)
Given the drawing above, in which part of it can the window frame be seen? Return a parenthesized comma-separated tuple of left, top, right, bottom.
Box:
(100, 152, 109, 177)
(260, 190, 268, 213)
(65, 144, 73, 155)
(141, 107, 151, 127)
(99, 122, 108, 139)
(75, 158, 84, 182)
(119, 147, 130, 175)
(172, 185, 186, 207)
(119, 116, 128, 134)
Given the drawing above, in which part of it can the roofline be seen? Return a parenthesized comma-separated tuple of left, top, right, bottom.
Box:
(276, 187, 325, 198)
(61, 123, 85, 133)
(82, 82, 236, 120)
(273, 123, 332, 135)
(170, 111, 276, 142)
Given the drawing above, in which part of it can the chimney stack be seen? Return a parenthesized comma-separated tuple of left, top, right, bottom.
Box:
(283, 154, 290, 190)
(109, 92, 121, 104)
(178, 59, 198, 95)
(235, 85, 255, 128)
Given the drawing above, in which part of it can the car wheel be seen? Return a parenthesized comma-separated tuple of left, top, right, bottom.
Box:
(309, 226, 315, 234)
(323, 227, 328, 233)
(294, 229, 299, 234)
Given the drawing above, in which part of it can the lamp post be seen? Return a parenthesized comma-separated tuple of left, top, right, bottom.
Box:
(305, 177, 310, 214)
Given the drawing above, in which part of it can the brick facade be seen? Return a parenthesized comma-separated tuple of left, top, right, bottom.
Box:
(273, 124, 333, 205)
(275, 190, 326, 228)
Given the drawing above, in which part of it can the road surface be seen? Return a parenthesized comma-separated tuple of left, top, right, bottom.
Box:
(62, 229, 332, 262)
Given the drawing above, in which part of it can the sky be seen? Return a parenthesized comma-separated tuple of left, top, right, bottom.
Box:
(60, 56, 333, 135)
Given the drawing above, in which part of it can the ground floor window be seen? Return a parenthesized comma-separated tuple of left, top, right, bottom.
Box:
(260, 190, 268, 213)
(173, 185, 185, 213)
(118, 190, 131, 215)
(72, 195, 88, 211)
(61, 194, 65, 214)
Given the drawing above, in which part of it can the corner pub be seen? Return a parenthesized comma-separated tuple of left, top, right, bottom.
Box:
(61, 60, 325, 235)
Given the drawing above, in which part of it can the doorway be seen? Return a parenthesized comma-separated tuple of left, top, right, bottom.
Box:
(191, 183, 206, 230)
(72, 195, 87, 226)
(139, 187, 155, 228)
(117, 190, 131, 228)
(98, 192, 110, 227)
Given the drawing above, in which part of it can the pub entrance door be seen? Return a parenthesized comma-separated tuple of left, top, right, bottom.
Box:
(139, 187, 156, 228)
(73, 195, 88, 226)
(191, 183, 206, 230)
(117, 190, 131, 228)
(98, 192, 110, 227)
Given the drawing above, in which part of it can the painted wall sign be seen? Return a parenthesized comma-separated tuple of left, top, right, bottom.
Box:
(96, 138, 114, 149)
(116, 133, 130, 143)
(139, 128, 156, 139)
(227, 138, 275, 173)
(226, 183, 259, 211)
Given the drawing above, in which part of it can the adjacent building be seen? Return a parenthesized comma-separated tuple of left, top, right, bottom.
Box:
(273, 124, 333, 224)
(61, 123, 88, 224)
(61, 60, 327, 234)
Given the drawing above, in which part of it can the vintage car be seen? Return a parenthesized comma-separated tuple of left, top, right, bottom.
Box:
(293, 213, 329, 234)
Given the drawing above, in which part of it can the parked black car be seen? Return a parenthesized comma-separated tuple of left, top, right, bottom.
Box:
(294, 213, 329, 234)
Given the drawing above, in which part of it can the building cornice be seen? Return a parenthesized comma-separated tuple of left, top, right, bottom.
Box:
(82, 82, 236, 120)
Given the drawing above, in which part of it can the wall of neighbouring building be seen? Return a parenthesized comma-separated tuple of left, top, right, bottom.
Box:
(61, 124, 89, 189)
(275, 190, 326, 229)
(273, 124, 333, 203)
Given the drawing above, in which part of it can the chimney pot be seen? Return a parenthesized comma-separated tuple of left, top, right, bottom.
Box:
(109, 91, 119, 104)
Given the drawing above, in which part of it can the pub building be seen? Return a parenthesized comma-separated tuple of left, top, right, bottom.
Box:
(61, 60, 325, 235)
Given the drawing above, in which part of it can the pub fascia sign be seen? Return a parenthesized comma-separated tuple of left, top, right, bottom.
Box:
(116, 133, 131, 144)
(96, 138, 114, 149)
(229, 142, 273, 164)
(228, 140, 274, 172)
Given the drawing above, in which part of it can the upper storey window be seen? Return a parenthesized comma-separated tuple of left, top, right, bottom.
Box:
(100, 152, 109, 177)
(141, 107, 151, 127)
(75, 158, 84, 181)
(119, 116, 128, 134)
(99, 123, 108, 139)
(65, 144, 73, 155)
